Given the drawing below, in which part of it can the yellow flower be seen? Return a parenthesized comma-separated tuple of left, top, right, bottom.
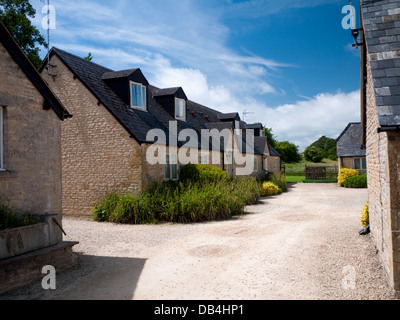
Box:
(338, 168, 359, 187)
(261, 182, 280, 196)
(361, 202, 369, 228)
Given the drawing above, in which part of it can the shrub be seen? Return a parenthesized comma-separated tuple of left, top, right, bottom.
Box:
(93, 177, 262, 224)
(343, 174, 367, 189)
(361, 202, 369, 228)
(179, 164, 229, 184)
(269, 173, 287, 193)
(261, 182, 280, 197)
(338, 168, 359, 187)
(304, 146, 324, 163)
(0, 195, 40, 230)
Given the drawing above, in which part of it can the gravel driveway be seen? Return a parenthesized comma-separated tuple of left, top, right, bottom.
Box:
(1, 183, 396, 300)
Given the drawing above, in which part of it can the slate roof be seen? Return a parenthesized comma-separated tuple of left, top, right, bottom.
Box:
(152, 87, 182, 97)
(269, 145, 281, 157)
(336, 123, 366, 157)
(362, 0, 400, 127)
(42, 47, 268, 156)
(102, 69, 139, 80)
(0, 20, 70, 120)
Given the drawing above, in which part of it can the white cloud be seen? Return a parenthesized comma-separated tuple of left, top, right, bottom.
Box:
(30, 0, 359, 152)
(245, 90, 362, 151)
(148, 59, 361, 152)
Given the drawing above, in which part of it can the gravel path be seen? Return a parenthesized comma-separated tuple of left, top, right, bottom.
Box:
(1, 183, 397, 300)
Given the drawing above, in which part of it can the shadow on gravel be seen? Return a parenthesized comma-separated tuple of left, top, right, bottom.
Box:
(1, 254, 147, 301)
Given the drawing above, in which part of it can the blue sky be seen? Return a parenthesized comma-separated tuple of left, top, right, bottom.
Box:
(31, 0, 362, 151)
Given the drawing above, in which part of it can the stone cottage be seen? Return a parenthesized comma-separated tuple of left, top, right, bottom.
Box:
(39, 48, 278, 217)
(359, 0, 400, 292)
(336, 123, 367, 174)
(0, 20, 77, 294)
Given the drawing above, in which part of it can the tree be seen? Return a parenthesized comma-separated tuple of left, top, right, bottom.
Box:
(309, 136, 337, 161)
(275, 141, 302, 164)
(263, 127, 278, 149)
(0, 0, 47, 68)
(84, 52, 93, 61)
(304, 146, 324, 163)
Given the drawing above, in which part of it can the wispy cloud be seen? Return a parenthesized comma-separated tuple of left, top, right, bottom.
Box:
(30, 0, 359, 150)
(222, 0, 342, 19)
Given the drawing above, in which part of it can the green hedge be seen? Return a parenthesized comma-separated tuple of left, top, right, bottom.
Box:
(343, 174, 368, 189)
(179, 164, 229, 184)
(93, 165, 290, 225)
(93, 177, 262, 224)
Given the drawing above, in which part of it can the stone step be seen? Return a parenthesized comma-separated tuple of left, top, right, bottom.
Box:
(0, 241, 79, 295)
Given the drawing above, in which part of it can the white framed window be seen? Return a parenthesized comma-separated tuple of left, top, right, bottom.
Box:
(226, 151, 233, 165)
(354, 158, 367, 170)
(165, 154, 178, 180)
(235, 121, 240, 130)
(264, 157, 269, 171)
(0, 107, 3, 170)
(274, 158, 280, 169)
(130, 81, 146, 111)
(200, 154, 209, 165)
(175, 98, 186, 121)
(253, 157, 258, 172)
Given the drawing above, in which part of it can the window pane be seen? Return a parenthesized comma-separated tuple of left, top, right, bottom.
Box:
(165, 155, 170, 179)
(171, 164, 177, 180)
(141, 86, 146, 110)
(137, 86, 142, 107)
(131, 83, 146, 110)
(354, 158, 361, 170)
(362, 158, 367, 170)
(131, 84, 138, 106)
(175, 99, 185, 119)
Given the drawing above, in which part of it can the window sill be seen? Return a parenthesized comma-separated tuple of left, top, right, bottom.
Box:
(0, 170, 17, 178)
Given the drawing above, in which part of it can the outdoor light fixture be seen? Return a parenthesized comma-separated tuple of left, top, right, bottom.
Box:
(351, 28, 364, 48)
(349, 0, 364, 48)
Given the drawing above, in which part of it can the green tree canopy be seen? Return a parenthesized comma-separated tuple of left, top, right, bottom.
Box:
(263, 127, 278, 149)
(275, 141, 302, 164)
(84, 52, 93, 61)
(309, 136, 337, 161)
(0, 0, 47, 68)
(304, 146, 325, 163)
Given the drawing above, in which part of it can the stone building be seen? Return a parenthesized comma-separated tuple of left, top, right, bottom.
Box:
(360, 0, 400, 292)
(39, 48, 279, 217)
(0, 20, 77, 294)
(336, 123, 367, 174)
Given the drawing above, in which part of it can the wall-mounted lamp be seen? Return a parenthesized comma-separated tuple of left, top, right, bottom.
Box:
(351, 28, 364, 48)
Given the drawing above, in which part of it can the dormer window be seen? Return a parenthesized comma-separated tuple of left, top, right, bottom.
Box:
(235, 121, 240, 130)
(131, 81, 146, 111)
(175, 98, 186, 121)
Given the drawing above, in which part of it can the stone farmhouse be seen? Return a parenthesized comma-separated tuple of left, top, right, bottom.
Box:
(0, 20, 77, 294)
(336, 123, 367, 174)
(359, 0, 400, 292)
(39, 48, 280, 217)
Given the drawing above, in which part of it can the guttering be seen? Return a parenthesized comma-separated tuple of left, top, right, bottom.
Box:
(377, 126, 400, 133)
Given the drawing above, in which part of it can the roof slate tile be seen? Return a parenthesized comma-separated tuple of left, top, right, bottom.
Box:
(46, 47, 269, 156)
(363, 0, 400, 127)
